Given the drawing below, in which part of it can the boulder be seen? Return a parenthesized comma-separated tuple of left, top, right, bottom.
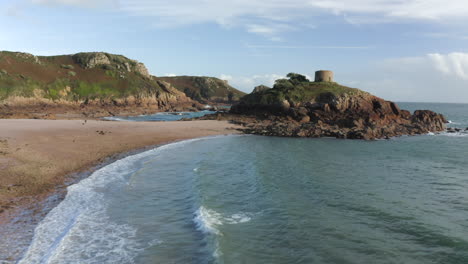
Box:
(135, 63, 150, 78)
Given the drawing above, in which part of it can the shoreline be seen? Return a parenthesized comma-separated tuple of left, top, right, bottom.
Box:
(0, 119, 241, 262)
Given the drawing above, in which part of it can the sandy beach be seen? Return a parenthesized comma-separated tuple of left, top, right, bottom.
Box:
(0, 119, 240, 219)
(0, 119, 240, 261)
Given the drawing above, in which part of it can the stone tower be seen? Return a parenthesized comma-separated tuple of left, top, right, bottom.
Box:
(314, 70, 334, 82)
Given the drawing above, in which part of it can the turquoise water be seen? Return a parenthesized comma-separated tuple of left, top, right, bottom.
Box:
(18, 103, 468, 263)
(103, 110, 215, 122)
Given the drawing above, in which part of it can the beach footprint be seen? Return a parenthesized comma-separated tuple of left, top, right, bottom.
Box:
(0, 139, 8, 155)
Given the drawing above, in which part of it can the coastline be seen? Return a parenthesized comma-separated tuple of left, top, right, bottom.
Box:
(0, 119, 241, 262)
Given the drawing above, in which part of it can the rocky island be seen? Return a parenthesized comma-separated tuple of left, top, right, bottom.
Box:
(205, 71, 448, 140)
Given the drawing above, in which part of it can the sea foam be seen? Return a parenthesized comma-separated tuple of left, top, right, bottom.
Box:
(441, 132, 468, 137)
(18, 136, 225, 264)
(193, 206, 253, 235)
(101, 116, 133, 122)
(193, 206, 252, 260)
(194, 206, 224, 236)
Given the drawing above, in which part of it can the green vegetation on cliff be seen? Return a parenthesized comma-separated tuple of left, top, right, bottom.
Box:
(157, 76, 246, 103)
(0, 51, 174, 102)
(239, 73, 368, 106)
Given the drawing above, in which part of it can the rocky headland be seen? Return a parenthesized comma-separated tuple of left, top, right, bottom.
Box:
(0, 51, 240, 119)
(201, 73, 448, 140)
(157, 75, 246, 104)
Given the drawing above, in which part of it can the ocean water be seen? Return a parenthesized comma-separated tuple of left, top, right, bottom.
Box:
(17, 103, 468, 264)
(103, 110, 215, 122)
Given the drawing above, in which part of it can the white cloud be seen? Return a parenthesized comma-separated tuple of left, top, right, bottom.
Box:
(428, 53, 468, 80)
(219, 74, 233, 81)
(420, 32, 468, 40)
(221, 57, 468, 102)
(119, 0, 468, 26)
(343, 52, 468, 103)
(30, 0, 115, 7)
(245, 23, 296, 40)
(246, 24, 277, 35)
(28, 0, 468, 39)
(310, 0, 468, 20)
(164, 73, 177, 77)
(221, 74, 285, 93)
(114, 0, 468, 25)
(244, 44, 372, 49)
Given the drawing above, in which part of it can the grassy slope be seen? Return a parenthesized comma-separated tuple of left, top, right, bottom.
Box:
(0, 51, 163, 101)
(241, 79, 368, 105)
(157, 76, 246, 102)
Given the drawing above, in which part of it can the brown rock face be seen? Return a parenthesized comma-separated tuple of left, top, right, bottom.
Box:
(227, 93, 448, 140)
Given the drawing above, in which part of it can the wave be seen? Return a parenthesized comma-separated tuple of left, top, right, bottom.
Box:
(447, 120, 463, 125)
(440, 131, 468, 137)
(193, 206, 252, 260)
(102, 116, 133, 122)
(18, 135, 234, 263)
(225, 213, 252, 224)
(194, 206, 224, 236)
(193, 206, 253, 235)
(18, 154, 143, 263)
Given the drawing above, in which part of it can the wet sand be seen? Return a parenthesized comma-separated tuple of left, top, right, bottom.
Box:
(0, 119, 240, 262)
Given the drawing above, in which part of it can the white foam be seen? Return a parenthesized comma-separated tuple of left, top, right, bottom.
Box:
(18, 160, 142, 263)
(194, 206, 223, 236)
(440, 131, 468, 137)
(447, 120, 462, 125)
(193, 206, 252, 260)
(19, 135, 234, 263)
(225, 213, 252, 224)
(193, 206, 253, 235)
(102, 116, 133, 122)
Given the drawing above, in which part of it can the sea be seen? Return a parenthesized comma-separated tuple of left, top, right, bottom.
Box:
(102, 110, 216, 122)
(14, 103, 468, 263)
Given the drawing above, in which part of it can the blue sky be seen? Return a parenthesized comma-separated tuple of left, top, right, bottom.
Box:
(2, 0, 468, 102)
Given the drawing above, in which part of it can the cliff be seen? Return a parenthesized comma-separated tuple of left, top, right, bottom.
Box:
(222, 73, 447, 140)
(157, 76, 246, 103)
(0, 51, 195, 118)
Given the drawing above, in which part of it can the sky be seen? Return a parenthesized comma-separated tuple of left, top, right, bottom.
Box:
(1, 0, 468, 103)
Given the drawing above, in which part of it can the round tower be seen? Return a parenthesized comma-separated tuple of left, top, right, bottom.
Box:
(314, 70, 334, 82)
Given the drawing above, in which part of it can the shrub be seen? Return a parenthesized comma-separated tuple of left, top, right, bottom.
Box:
(102, 64, 116, 71)
(61, 64, 74, 70)
(73, 81, 118, 99)
(68, 71, 76, 77)
(105, 70, 118, 78)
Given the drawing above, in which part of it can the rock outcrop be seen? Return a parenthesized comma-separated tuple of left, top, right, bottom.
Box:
(225, 74, 448, 140)
(157, 76, 246, 103)
(72, 52, 151, 78)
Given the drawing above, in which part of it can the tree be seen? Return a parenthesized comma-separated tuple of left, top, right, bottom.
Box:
(274, 78, 294, 90)
(286, 73, 309, 84)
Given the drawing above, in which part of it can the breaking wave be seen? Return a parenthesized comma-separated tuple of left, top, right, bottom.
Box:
(193, 206, 253, 259)
(18, 136, 223, 264)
